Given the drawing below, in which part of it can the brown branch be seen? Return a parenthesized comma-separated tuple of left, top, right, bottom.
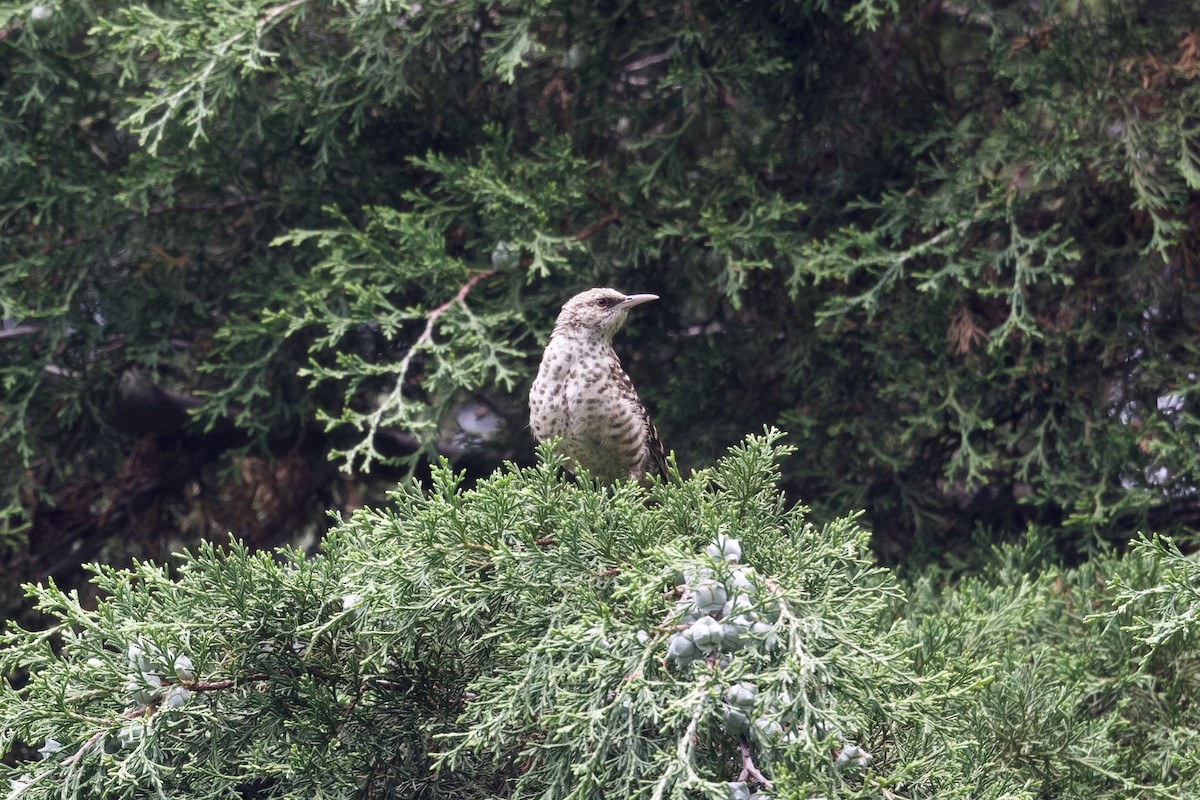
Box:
(181, 671, 415, 701)
(62, 731, 103, 767)
(423, 269, 497, 333)
(574, 193, 621, 242)
(390, 268, 496, 397)
(623, 51, 671, 74)
(181, 673, 270, 692)
(61, 705, 149, 766)
(334, 269, 498, 473)
(737, 736, 774, 789)
(0, 324, 41, 340)
(574, 211, 620, 242)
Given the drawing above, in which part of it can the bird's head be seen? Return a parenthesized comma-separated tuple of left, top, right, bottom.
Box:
(552, 288, 659, 341)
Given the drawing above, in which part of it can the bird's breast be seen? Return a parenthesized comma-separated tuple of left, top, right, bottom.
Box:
(529, 343, 649, 481)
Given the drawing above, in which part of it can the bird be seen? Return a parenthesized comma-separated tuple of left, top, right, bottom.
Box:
(529, 288, 669, 484)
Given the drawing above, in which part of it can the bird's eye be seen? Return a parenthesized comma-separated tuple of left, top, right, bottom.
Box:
(595, 298, 611, 308)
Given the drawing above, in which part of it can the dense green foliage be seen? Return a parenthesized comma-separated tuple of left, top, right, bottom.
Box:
(6, 4, 1200, 796)
(3, 0, 1200, 559)
(2, 433, 1198, 798)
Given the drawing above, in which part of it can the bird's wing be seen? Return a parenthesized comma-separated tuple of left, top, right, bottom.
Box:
(643, 415, 670, 481)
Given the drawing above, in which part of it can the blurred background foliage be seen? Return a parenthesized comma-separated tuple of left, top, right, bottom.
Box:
(3, 0, 1200, 606)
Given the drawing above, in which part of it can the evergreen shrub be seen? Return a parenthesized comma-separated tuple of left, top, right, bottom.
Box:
(3, 432, 1197, 798)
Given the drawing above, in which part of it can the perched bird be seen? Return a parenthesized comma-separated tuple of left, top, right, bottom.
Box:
(530, 288, 669, 484)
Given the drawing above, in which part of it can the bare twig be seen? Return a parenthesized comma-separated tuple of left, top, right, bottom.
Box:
(422, 270, 497, 333)
(623, 51, 671, 74)
(0, 324, 41, 340)
(737, 736, 774, 789)
(62, 732, 104, 767)
(399, 270, 497, 368)
(61, 705, 149, 766)
(575, 211, 620, 242)
(182, 673, 270, 692)
(575, 194, 621, 241)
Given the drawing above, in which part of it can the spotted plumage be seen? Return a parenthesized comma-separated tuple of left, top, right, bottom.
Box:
(529, 288, 668, 484)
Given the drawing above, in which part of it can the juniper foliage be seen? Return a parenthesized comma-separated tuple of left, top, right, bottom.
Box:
(1, 433, 1198, 798)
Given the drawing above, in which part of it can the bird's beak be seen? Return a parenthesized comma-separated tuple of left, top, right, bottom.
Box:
(616, 293, 659, 310)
